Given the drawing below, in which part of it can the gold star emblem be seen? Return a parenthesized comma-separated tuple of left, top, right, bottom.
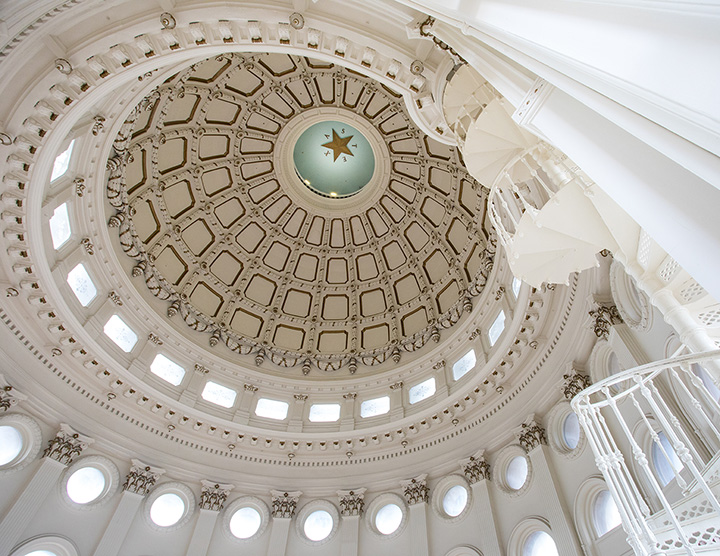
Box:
(322, 129, 354, 162)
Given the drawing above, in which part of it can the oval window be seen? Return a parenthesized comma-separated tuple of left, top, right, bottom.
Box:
(66, 466, 106, 504)
(375, 503, 403, 535)
(229, 506, 262, 539)
(150, 492, 186, 527)
(0, 425, 23, 466)
(303, 509, 333, 541)
(442, 485, 468, 517)
(506, 455, 528, 490)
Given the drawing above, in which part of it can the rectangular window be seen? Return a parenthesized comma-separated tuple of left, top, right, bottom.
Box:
(201, 381, 237, 408)
(51, 140, 75, 182)
(103, 315, 138, 352)
(308, 403, 341, 422)
(255, 398, 289, 420)
(49, 203, 71, 249)
(452, 349, 476, 380)
(150, 354, 185, 386)
(512, 277, 522, 297)
(360, 396, 390, 418)
(66, 263, 97, 306)
(488, 310, 506, 346)
(409, 377, 436, 404)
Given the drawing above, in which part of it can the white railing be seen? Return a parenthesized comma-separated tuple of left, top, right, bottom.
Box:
(487, 144, 580, 246)
(572, 350, 720, 555)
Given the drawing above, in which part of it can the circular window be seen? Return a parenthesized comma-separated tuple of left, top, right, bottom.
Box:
(0, 425, 23, 465)
(523, 530, 559, 556)
(366, 493, 407, 539)
(303, 510, 333, 541)
(222, 496, 270, 543)
(230, 506, 262, 539)
(376, 503, 403, 534)
(562, 413, 580, 450)
(593, 490, 622, 537)
(506, 456, 528, 490)
(151, 493, 186, 526)
(9, 535, 78, 556)
(27, 552, 57, 556)
(66, 466, 106, 504)
(443, 485, 468, 517)
(0, 414, 42, 474)
(145, 482, 195, 531)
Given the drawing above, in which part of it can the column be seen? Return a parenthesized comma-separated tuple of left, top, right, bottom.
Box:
(266, 491, 301, 556)
(400, 474, 430, 556)
(178, 364, 210, 405)
(459, 451, 503, 556)
(93, 460, 165, 556)
(340, 393, 357, 431)
(389, 381, 404, 419)
(233, 383, 258, 425)
(185, 481, 234, 556)
(0, 424, 92, 556)
(288, 394, 307, 432)
(338, 489, 365, 556)
(515, 415, 582, 555)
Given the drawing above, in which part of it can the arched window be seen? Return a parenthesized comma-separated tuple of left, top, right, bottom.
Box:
(523, 531, 559, 556)
(593, 490, 621, 537)
(508, 518, 558, 556)
(651, 431, 684, 487)
(574, 477, 629, 556)
(10, 536, 78, 556)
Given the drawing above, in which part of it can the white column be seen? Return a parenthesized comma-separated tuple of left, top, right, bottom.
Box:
(92, 459, 165, 556)
(185, 481, 234, 556)
(338, 489, 365, 556)
(389, 381, 404, 419)
(516, 416, 582, 555)
(400, 475, 430, 556)
(233, 384, 258, 425)
(267, 491, 301, 556)
(460, 452, 503, 556)
(0, 424, 92, 556)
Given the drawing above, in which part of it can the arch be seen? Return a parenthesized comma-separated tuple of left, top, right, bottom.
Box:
(10, 535, 78, 556)
(444, 546, 483, 556)
(507, 516, 557, 556)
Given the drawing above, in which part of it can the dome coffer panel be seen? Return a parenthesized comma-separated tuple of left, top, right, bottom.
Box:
(108, 53, 494, 374)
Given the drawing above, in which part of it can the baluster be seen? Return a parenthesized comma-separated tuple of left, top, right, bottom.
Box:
(603, 386, 695, 554)
(678, 364, 720, 443)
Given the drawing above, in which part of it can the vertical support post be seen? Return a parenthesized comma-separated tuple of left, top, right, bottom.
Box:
(266, 491, 301, 556)
(460, 451, 503, 556)
(0, 424, 92, 556)
(400, 474, 430, 556)
(93, 459, 165, 556)
(185, 481, 234, 556)
(338, 489, 365, 556)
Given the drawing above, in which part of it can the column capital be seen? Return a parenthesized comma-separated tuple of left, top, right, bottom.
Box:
(337, 488, 366, 516)
(123, 459, 165, 495)
(589, 302, 623, 340)
(562, 364, 592, 400)
(43, 423, 93, 465)
(400, 474, 428, 505)
(515, 414, 547, 453)
(199, 480, 234, 511)
(459, 450, 490, 484)
(0, 374, 26, 411)
(270, 490, 302, 518)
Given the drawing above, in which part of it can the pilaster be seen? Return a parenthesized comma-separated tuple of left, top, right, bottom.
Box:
(400, 474, 429, 556)
(266, 490, 301, 556)
(338, 489, 365, 556)
(185, 481, 234, 556)
(459, 450, 503, 556)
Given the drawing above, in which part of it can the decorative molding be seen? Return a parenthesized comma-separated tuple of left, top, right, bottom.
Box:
(416, 16, 466, 64)
(588, 303, 623, 340)
(459, 452, 490, 483)
(199, 480, 234, 511)
(0, 374, 27, 411)
(562, 367, 591, 400)
(271, 490, 302, 518)
(43, 423, 93, 465)
(515, 414, 547, 453)
(401, 474, 429, 505)
(337, 488, 366, 516)
(123, 459, 165, 495)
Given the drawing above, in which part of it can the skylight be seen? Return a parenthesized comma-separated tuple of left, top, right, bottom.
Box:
(360, 396, 390, 418)
(51, 139, 75, 182)
(201, 381, 237, 408)
(308, 403, 341, 422)
(66, 263, 97, 306)
(49, 203, 71, 249)
(488, 310, 506, 346)
(255, 398, 289, 420)
(409, 377, 436, 404)
(150, 354, 185, 386)
(103, 315, 138, 352)
(452, 349, 476, 380)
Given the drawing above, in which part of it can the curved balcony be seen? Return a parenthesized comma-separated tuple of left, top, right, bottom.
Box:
(572, 350, 720, 556)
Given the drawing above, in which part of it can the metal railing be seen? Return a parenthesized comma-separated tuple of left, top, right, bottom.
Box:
(572, 350, 720, 555)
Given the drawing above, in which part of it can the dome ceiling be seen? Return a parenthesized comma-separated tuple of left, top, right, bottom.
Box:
(107, 53, 492, 374)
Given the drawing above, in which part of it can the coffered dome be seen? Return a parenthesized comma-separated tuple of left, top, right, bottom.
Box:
(108, 53, 492, 374)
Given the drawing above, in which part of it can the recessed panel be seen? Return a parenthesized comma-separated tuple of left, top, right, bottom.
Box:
(189, 281, 223, 317)
(282, 289, 313, 318)
(321, 295, 349, 320)
(361, 323, 390, 349)
(235, 222, 266, 253)
(326, 258, 348, 284)
(230, 308, 263, 338)
(154, 245, 188, 285)
(317, 330, 348, 353)
(201, 167, 232, 196)
(163, 180, 194, 219)
(360, 289, 386, 317)
(182, 219, 214, 256)
(213, 197, 245, 228)
(272, 324, 305, 350)
(244, 274, 277, 306)
(394, 274, 420, 305)
(210, 251, 243, 286)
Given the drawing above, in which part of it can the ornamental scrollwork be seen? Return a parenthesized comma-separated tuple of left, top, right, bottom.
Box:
(516, 416, 547, 453)
(199, 480, 234, 511)
(401, 474, 429, 505)
(43, 424, 92, 465)
(271, 490, 302, 518)
(562, 370, 591, 400)
(0, 375, 26, 411)
(337, 488, 366, 516)
(460, 454, 490, 484)
(123, 459, 165, 495)
(588, 303, 623, 340)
